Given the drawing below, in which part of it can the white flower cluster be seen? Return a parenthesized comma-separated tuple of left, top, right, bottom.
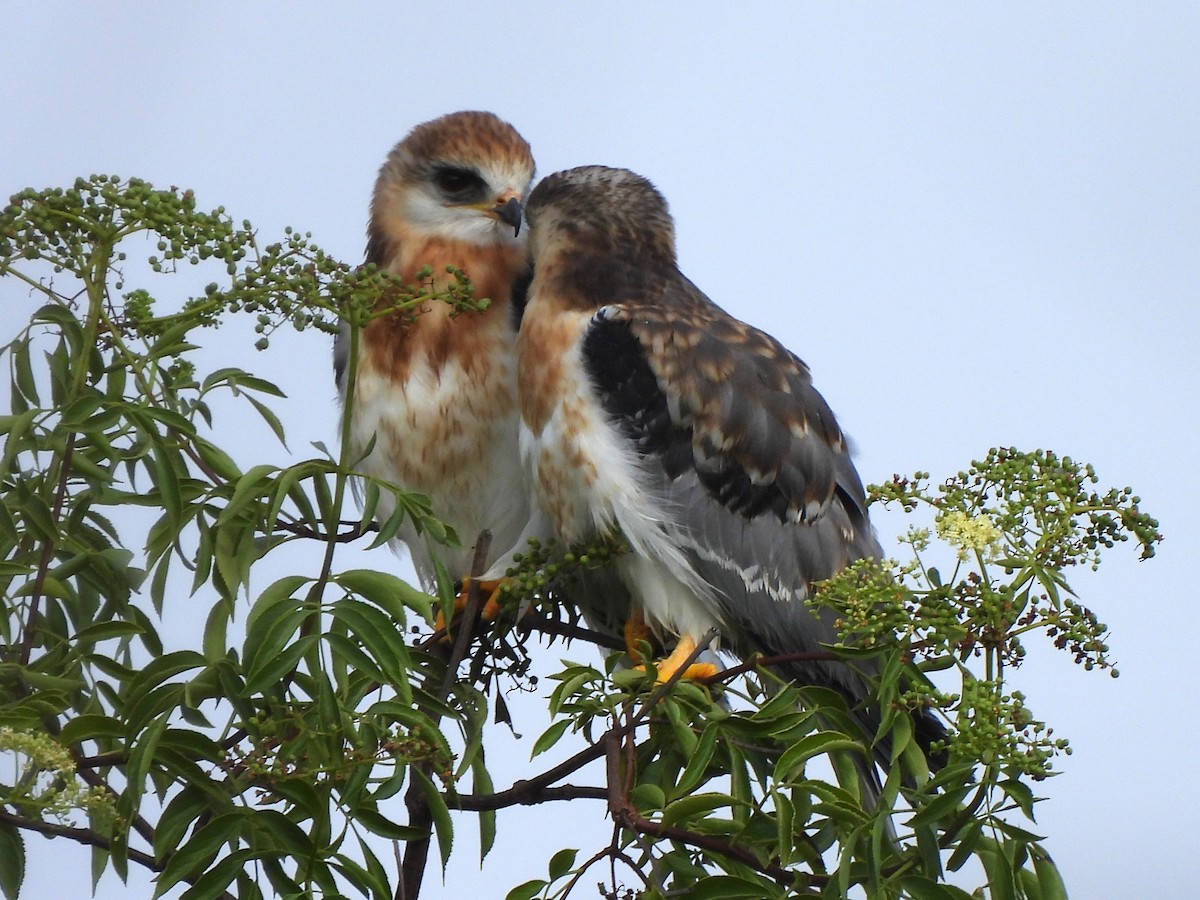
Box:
(935, 509, 1003, 561)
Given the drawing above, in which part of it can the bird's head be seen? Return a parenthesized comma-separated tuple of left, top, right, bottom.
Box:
(369, 111, 535, 262)
(525, 166, 677, 269)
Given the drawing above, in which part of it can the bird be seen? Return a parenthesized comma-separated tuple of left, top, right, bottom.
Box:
(334, 111, 535, 599)
(505, 164, 944, 780)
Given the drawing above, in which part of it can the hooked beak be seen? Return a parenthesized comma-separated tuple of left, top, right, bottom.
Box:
(491, 194, 524, 236)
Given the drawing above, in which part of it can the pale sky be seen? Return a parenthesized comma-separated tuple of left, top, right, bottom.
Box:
(3, 3, 1198, 898)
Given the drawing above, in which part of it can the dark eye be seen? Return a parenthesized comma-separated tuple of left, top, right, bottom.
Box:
(433, 167, 484, 198)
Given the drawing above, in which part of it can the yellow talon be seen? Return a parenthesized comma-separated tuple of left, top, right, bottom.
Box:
(434, 577, 507, 641)
(635, 633, 719, 683)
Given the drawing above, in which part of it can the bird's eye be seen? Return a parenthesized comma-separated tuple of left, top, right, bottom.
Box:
(433, 167, 484, 198)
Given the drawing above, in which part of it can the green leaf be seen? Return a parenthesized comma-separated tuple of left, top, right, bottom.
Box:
(662, 792, 737, 827)
(898, 876, 975, 899)
(976, 840, 1016, 900)
(59, 713, 125, 746)
(243, 578, 309, 678)
(673, 720, 719, 798)
(505, 880, 548, 900)
(202, 598, 231, 663)
(414, 770, 454, 871)
(10, 334, 39, 406)
(686, 875, 777, 899)
(154, 813, 243, 898)
(335, 568, 431, 621)
(178, 849, 256, 900)
(192, 435, 242, 481)
(217, 463, 279, 526)
(774, 787, 795, 867)
(0, 410, 37, 474)
(907, 784, 973, 829)
(74, 620, 144, 644)
(0, 821, 24, 900)
(244, 634, 318, 695)
(547, 847, 578, 881)
(329, 598, 410, 691)
(775, 731, 865, 781)
(1032, 846, 1068, 900)
(1000, 777, 1037, 820)
(124, 714, 170, 819)
(244, 394, 288, 449)
(353, 806, 429, 842)
(530, 718, 571, 759)
(471, 755, 496, 862)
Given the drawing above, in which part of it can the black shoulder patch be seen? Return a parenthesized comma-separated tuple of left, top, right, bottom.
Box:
(581, 313, 692, 478)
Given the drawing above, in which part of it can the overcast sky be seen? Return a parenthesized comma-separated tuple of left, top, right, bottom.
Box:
(4, 3, 1198, 898)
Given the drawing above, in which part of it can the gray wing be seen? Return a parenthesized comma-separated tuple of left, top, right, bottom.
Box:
(581, 277, 936, 763)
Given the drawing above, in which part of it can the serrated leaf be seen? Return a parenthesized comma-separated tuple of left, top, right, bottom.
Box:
(178, 849, 255, 900)
(1000, 777, 1037, 820)
(907, 784, 973, 830)
(0, 821, 24, 900)
(245, 394, 288, 449)
(898, 875, 967, 899)
(976, 839, 1016, 900)
(329, 598, 410, 690)
(414, 770, 453, 871)
(74, 620, 144, 644)
(471, 755, 496, 862)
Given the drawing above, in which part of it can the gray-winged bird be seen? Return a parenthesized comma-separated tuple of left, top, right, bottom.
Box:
(504, 164, 944, 784)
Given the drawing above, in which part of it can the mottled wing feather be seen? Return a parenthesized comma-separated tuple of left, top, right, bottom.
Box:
(583, 276, 871, 533)
(580, 281, 884, 704)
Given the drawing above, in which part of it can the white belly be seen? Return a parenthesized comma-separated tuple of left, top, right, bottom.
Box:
(520, 337, 723, 642)
(346, 348, 528, 589)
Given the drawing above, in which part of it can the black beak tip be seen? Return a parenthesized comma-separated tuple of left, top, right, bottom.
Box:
(496, 196, 523, 236)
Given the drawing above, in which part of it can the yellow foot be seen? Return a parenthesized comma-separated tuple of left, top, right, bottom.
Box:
(636, 634, 719, 683)
(435, 577, 507, 641)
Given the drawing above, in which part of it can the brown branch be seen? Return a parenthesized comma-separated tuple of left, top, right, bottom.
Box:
(516, 612, 626, 652)
(272, 518, 376, 543)
(0, 807, 235, 900)
(602, 733, 814, 894)
(72, 762, 157, 850)
(444, 630, 722, 822)
(449, 783, 606, 811)
(398, 530, 492, 900)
